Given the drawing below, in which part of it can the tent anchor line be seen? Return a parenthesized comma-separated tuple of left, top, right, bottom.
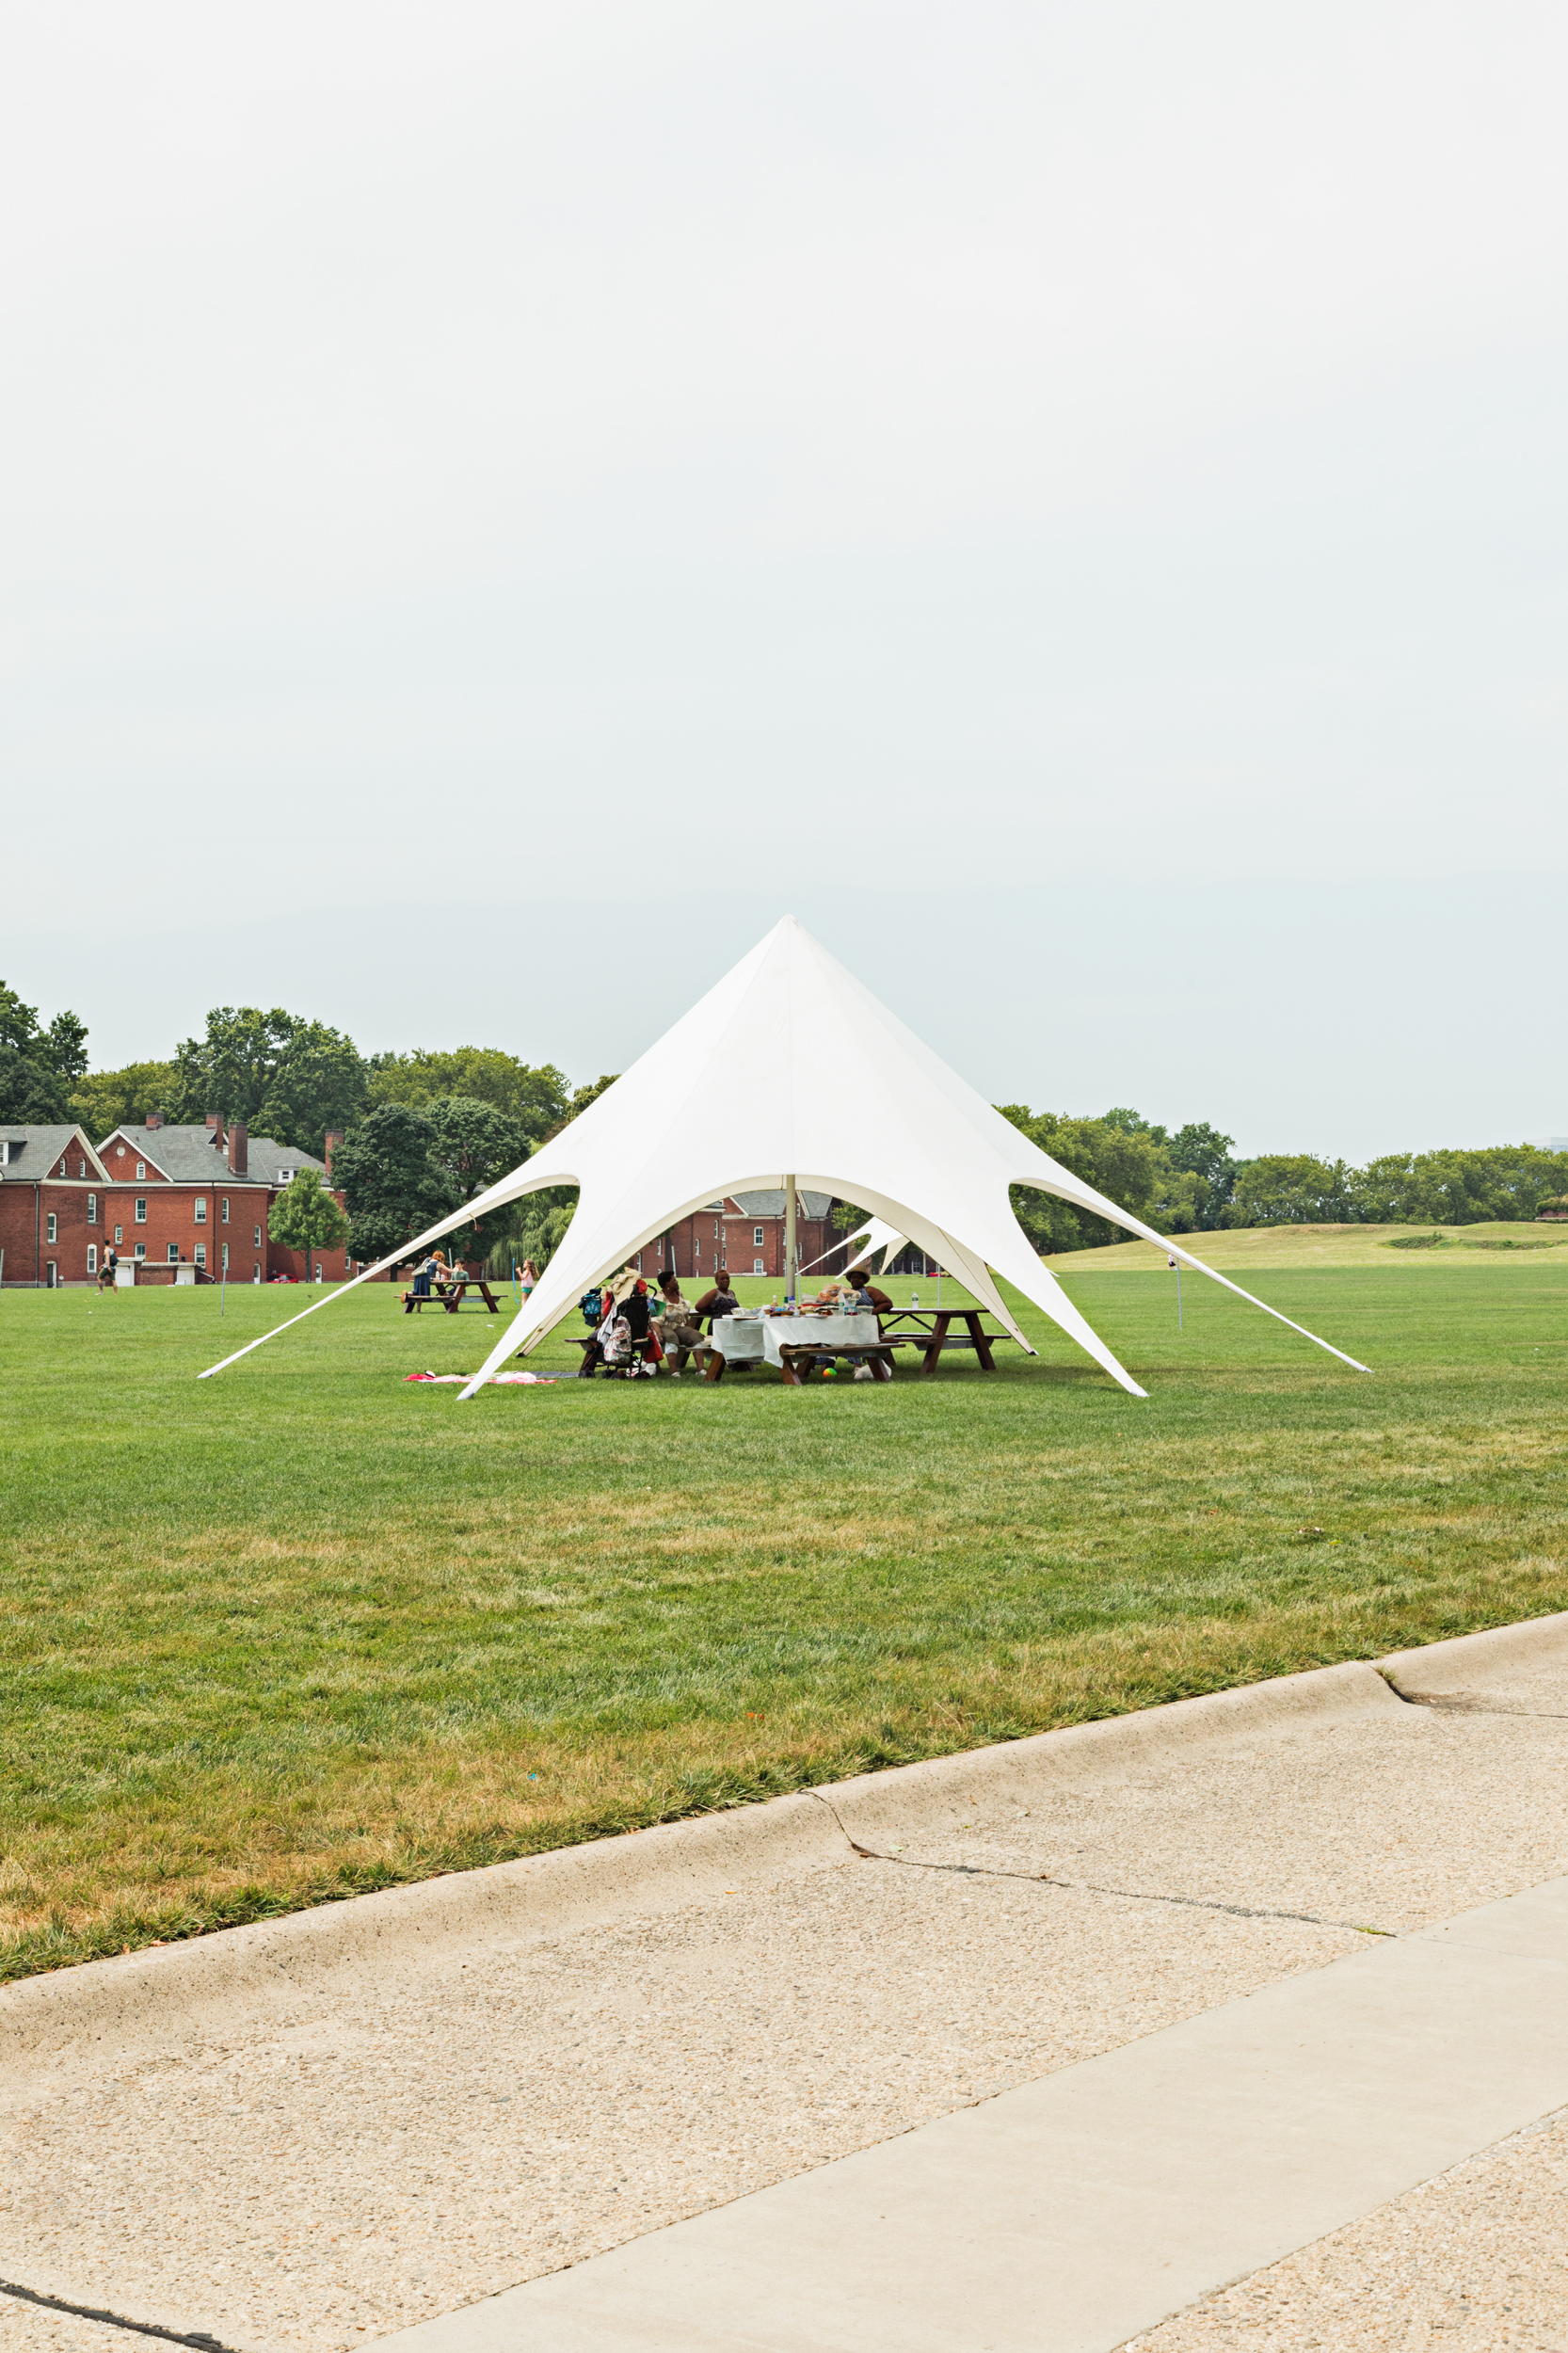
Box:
(198, 918, 1368, 1392)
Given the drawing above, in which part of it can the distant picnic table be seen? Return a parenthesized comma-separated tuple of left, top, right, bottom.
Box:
(401, 1274, 503, 1315)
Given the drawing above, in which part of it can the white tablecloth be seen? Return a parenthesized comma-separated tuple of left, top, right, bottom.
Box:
(711, 1312, 883, 1369)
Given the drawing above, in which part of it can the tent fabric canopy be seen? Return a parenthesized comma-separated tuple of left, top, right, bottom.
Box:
(201, 917, 1368, 1392)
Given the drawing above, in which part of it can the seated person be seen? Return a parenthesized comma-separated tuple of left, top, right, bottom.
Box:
(694, 1275, 741, 1331)
(844, 1266, 892, 1318)
(654, 1271, 706, 1373)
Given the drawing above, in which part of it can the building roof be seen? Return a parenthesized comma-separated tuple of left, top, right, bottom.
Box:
(0, 1125, 105, 1178)
(99, 1126, 327, 1186)
(728, 1189, 833, 1220)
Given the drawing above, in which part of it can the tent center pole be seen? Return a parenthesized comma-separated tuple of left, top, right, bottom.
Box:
(785, 1175, 797, 1304)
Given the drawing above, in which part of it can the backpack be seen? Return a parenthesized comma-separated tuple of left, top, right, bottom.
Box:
(580, 1286, 604, 1326)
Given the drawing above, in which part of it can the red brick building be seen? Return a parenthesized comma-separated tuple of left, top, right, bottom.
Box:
(629, 1190, 840, 1284)
(0, 1115, 349, 1287)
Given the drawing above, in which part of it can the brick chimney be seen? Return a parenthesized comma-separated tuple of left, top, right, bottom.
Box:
(145, 1112, 165, 1130)
(228, 1121, 248, 1176)
(324, 1130, 344, 1176)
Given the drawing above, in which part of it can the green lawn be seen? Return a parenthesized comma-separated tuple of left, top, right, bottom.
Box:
(2, 1259, 1565, 1980)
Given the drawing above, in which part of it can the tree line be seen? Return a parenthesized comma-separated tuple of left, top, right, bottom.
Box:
(997, 1106, 1568, 1245)
(6, 984, 1564, 1269)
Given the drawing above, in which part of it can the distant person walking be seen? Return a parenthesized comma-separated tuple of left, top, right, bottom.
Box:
(520, 1257, 540, 1300)
(100, 1245, 118, 1292)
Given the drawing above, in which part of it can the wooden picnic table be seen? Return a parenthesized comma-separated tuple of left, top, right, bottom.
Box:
(401, 1276, 503, 1314)
(702, 1315, 901, 1385)
(876, 1305, 1003, 1376)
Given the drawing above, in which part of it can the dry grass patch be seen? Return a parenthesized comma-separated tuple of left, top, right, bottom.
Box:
(3, 1264, 1565, 1977)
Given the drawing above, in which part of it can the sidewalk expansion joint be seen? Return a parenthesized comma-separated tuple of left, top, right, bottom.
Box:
(0, 2275, 239, 2351)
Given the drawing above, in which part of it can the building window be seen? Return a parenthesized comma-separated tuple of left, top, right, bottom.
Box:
(168, 1244, 180, 1264)
(88, 1193, 97, 1224)
(194, 1196, 207, 1224)
(46, 1213, 56, 1243)
(135, 1242, 146, 1260)
(754, 1225, 765, 1247)
(136, 1161, 146, 1180)
(254, 1224, 262, 1248)
(114, 1224, 122, 1244)
(221, 1197, 230, 1223)
(221, 1243, 229, 1272)
(46, 1261, 57, 1287)
(754, 1257, 764, 1273)
(87, 1244, 98, 1274)
(252, 1264, 261, 1282)
(135, 1197, 147, 1223)
(195, 1243, 206, 1268)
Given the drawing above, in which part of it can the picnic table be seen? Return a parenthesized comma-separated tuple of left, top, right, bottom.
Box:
(401, 1275, 503, 1315)
(877, 1305, 1005, 1376)
(703, 1311, 896, 1385)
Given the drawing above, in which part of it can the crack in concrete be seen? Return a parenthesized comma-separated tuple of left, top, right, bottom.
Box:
(805, 1789, 1392, 1936)
(1382, 1676, 1568, 1721)
(0, 2276, 238, 2351)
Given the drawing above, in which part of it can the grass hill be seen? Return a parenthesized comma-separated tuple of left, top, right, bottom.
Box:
(1044, 1223, 1568, 1273)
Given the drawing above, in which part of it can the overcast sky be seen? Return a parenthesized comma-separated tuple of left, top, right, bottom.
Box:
(4, 3, 1564, 1158)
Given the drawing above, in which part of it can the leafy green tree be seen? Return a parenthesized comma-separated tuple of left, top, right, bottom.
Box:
(0, 1048, 67, 1123)
(426, 1096, 527, 1259)
(366, 1048, 569, 1147)
(1351, 1145, 1568, 1225)
(267, 1169, 351, 1279)
(1225, 1155, 1354, 1225)
(330, 1105, 457, 1267)
(1101, 1106, 1170, 1144)
(0, 980, 89, 1123)
(69, 1060, 180, 1138)
(481, 1188, 577, 1279)
(41, 1009, 89, 1082)
(1168, 1121, 1239, 1228)
(172, 1007, 367, 1155)
(997, 1105, 1179, 1251)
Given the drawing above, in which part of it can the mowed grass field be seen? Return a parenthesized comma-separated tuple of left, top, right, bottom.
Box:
(3, 1253, 1565, 1980)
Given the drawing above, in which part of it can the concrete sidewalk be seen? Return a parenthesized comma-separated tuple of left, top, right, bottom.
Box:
(379, 1878, 1568, 2353)
(3, 1616, 1567, 2353)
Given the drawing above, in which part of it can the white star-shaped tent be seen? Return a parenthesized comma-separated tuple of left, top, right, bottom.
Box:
(202, 916, 1367, 1394)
